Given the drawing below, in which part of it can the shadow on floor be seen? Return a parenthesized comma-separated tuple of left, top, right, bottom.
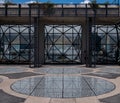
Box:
(0, 89, 25, 103)
(0, 72, 41, 79)
(100, 94, 120, 103)
(85, 71, 120, 79)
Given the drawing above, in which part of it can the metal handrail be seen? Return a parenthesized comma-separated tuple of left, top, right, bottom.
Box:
(0, 4, 119, 17)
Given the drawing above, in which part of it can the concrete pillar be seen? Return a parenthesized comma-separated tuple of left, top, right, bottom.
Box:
(82, 17, 93, 67)
(86, 17, 93, 67)
(34, 17, 45, 67)
(81, 24, 87, 64)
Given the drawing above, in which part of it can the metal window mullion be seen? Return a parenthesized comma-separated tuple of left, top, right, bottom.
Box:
(80, 25, 82, 63)
(19, 25, 21, 62)
(29, 5, 32, 66)
(53, 25, 55, 62)
(62, 25, 64, 63)
(44, 26, 46, 63)
(46, 27, 49, 63)
(3, 31, 5, 59)
(29, 24, 32, 66)
(72, 25, 74, 62)
(106, 27, 108, 63)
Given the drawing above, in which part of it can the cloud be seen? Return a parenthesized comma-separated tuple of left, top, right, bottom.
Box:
(0, 0, 5, 4)
(81, 0, 91, 4)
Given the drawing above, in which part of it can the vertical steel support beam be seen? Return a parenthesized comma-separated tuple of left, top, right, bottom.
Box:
(34, 17, 45, 67)
(86, 17, 93, 67)
(81, 24, 87, 64)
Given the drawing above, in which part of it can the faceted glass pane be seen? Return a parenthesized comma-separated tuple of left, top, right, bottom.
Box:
(45, 25, 82, 64)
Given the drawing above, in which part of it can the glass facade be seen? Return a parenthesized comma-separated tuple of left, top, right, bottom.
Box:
(0, 25, 34, 64)
(92, 25, 120, 64)
(0, 24, 119, 64)
(45, 25, 82, 64)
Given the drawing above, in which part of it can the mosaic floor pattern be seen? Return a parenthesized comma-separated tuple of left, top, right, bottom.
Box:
(11, 75, 115, 98)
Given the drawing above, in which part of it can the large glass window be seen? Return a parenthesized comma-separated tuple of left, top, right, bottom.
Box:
(92, 25, 120, 64)
(45, 25, 82, 64)
(0, 25, 34, 64)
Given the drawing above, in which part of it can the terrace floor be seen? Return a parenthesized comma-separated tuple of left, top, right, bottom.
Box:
(0, 65, 120, 103)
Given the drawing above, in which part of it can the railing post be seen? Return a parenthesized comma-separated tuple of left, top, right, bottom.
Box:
(29, 4, 31, 17)
(75, 4, 77, 16)
(105, 4, 108, 17)
(85, 4, 88, 17)
(5, 4, 8, 16)
(61, 4, 64, 17)
(38, 4, 40, 17)
(117, 4, 119, 16)
(18, 4, 21, 17)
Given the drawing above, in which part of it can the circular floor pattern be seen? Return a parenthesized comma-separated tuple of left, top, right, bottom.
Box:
(11, 76, 115, 98)
(0, 68, 27, 74)
(33, 68, 93, 74)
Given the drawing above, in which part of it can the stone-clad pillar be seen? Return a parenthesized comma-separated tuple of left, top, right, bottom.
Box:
(81, 23, 87, 64)
(34, 17, 45, 67)
(82, 17, 93, 67)
(86, 17, 93, 67)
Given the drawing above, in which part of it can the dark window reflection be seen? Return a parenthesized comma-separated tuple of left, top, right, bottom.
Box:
(92, 25, 120, 64)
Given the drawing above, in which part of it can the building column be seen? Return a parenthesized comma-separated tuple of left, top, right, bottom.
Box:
(82, 17, 93, 67)
(34, 17, 45, 67)
(81, 24, 86, 64)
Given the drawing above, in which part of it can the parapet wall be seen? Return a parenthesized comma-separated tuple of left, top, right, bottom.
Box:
(0, 4, 119, 17)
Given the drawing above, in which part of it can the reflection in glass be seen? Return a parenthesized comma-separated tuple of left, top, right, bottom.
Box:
(0, 25, 34, 63)
(45, 25, 82, 63)
(92, 25, 120, 64)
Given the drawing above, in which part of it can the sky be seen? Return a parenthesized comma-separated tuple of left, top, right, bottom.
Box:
(4, 0, 120, 4)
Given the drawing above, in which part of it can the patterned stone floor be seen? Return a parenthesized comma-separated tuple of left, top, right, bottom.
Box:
(0, 65, 120, 103)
